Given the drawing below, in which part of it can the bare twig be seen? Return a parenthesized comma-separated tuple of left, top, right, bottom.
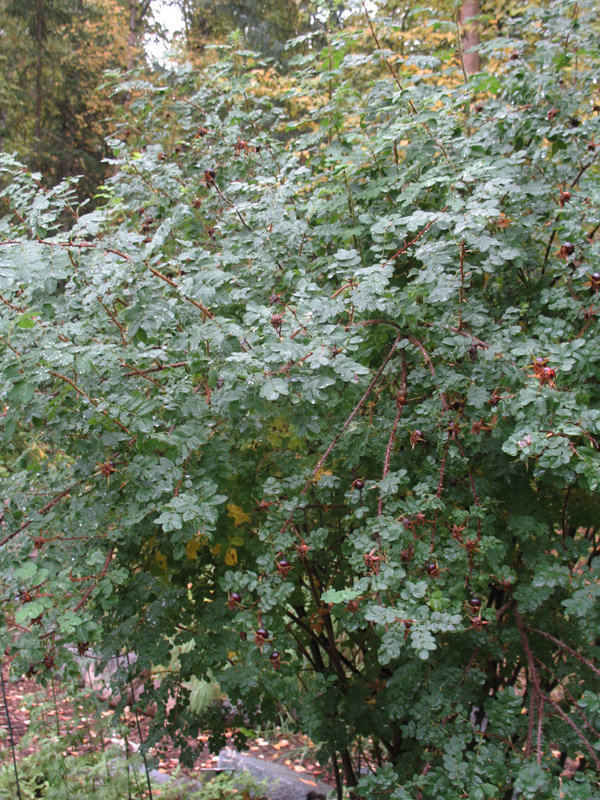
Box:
(1, 670, 22, 799)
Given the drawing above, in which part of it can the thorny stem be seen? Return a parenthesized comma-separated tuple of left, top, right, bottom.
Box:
(344, 173, 365, 267)
(407, 335, 449, 411)
(0, 240, 131, 265)
(378, 353, 407, 516)
(72, 546, 115, 612)
(51, 677, 61, 738)
(381, 213, 445, 269)
(286, 608, 359, 677)
(98, 297, 128, 347)
(454, 438, 481, 508)
(542, 228, 556, 272)
(458, 240, 465, 328)
(173, 453, 192, 498)
(331, 751, 343, 800)
(281, 333, 402, 533)
(514, 605, 543, 764)
(302, 560, 347, 680)
(526, 628, 600, 679)
(570, 152, 598, 187)
(561, 486, 572, 541)
(126, 653, 154, 800)
(450, 327, 490, 349)
(543, 694, 600, 771)
(0, 479, 85, 548)
(123, 361, 188, 376)
(48, 370, 133, 437)
(460, 647, 479, 686)
(377, 406, 403, 517)
(536, 696, 544, 766)
(0, 334, 22, 359)
(362, 5, 456, 174)
(212, 182, 252, 231)
(533, 656, 600, 738)
(430, 431, 451, 551)
(455, 12, 469, 84)
(525, 691, 535, 759)
(243, 92, 280, 173)
(437, 433, 451, 499)
(120, 360, 163, 388)
(147, 264, 214, 319)
(0, 293, 25, 313)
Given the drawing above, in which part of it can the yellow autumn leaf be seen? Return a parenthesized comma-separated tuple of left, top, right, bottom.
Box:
(211, 543, 222, 556)
(314, 469, 332, 483)
(186, 532, 210, 559)
(288, 435, 303, 451)
(153, 552, 167, 572)
(227, 503, 251, 526)
(268, 430, 284, 447)
(185, 538, 201, 560)
(225, 547, 238, 566)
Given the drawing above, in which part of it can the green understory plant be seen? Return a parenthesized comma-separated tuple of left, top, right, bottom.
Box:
(1, 1, 600, 798)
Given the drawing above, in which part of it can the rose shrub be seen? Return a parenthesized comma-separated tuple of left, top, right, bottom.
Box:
(1, 2, 600, 797)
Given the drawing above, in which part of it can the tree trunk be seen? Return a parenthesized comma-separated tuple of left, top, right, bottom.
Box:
(35, 0, 43, 145)
(127, 0, 137, 71)
(460, 0, 480, 75)
(340, 749, 359, 799)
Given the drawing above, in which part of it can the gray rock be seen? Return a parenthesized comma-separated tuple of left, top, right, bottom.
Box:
(217, 747, 334, 800)
(147, 768, 178, 786)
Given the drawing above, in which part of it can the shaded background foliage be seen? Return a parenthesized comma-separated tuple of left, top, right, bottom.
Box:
(0, 0, 133, 199)
(1, 1, 600, 799)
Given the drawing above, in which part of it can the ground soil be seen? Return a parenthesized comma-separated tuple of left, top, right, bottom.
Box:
(0, 667, 335, 795)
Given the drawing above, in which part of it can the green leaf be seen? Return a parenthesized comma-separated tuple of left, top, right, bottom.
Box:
(321, 588, 362, 604)
(17, 314, 38, 329)
(8, 381, 35, 404)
